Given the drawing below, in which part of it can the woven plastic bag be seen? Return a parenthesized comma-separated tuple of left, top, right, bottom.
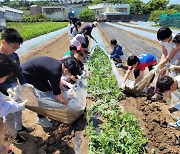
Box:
(25, 77, 87, 124)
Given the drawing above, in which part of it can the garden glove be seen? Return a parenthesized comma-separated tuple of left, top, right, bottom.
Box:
(18, 100, 28, 111)
(169, 65, 175, 71)
(67, 83, 74, 89)
(129, 81, 135, 90)
(121, 82, 126, 90)
(153, 64, 161, 74)
(7, 88, 16, 99)
(22, 83, 34, 89)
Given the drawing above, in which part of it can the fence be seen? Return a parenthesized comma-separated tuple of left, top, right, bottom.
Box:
(159, 12, 180, 28)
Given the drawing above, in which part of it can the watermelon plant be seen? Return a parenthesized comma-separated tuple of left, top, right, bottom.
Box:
(87, 47, 147, 154)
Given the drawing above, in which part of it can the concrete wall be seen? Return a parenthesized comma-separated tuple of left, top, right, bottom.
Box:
(43, 10, 69, 20)
(4, 11, 23, 21)
(103, 14, 150, 22)
(30, 5, 42, 15)
(42, 7, 70, 20)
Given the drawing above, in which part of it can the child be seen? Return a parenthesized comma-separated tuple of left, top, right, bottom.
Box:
(152, 27, 180, 100)
(121, 53, 157, 90)
(63, 45, 77, 58)
(22, 57, 80, 128)
(168, 33, 180, 72)
(0, 28, 33, 144)
(0, 53, 27, 152)
(67, 19, 74, 40)
(109, 39, 125, 68)
(156, 75, 180, 130)
(60, 50, 84, 91)
(71, 30, 89, 48)
(70, 21, 81, 39)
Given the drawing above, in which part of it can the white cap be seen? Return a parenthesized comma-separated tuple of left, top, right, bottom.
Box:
(93, 21, 98, 27)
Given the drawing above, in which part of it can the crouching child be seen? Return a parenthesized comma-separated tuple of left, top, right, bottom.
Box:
(121, 53, 157, 92)
(109, 39, 125, 68)
(156, 75, 180, 130)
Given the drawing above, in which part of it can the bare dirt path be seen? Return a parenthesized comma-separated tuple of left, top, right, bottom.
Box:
(100, 22, 180, 153)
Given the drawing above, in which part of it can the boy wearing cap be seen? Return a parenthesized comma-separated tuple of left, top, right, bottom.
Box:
(80, 22, 98, 43)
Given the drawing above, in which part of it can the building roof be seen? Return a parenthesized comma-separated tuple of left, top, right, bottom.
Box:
(42, 6, 68, 9)
(89, 3, 130, 10)
(0, 7, 5, 12)
(3, 6, 23, 14)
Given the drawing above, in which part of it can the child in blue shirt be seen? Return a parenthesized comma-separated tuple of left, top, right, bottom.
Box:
(110, 39, 125, 68)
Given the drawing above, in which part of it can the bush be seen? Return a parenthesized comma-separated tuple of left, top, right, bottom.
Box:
(149, 9, 177, 22)
(78, 8, 95, 21)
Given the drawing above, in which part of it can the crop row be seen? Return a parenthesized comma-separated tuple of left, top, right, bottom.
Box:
(7, 22, 68, 41)
(87, 47, 147, 154)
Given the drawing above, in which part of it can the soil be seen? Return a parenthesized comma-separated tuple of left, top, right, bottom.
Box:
(99, 23, 180, 153)
(2, 33, 87, 154)
(2, 22, 180, 154)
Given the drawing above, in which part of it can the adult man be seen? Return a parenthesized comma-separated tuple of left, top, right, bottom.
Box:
(80, 22, 98, 43)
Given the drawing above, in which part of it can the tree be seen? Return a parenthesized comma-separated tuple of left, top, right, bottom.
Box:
(127, 0, 143, 14)
(79, 8, 95, 21)
(149, 9, 177, 22)
(168, 4, 180, 12)
(147, 0, 169, 12)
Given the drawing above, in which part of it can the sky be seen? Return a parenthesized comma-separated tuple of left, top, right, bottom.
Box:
(143, 0, 180, 4)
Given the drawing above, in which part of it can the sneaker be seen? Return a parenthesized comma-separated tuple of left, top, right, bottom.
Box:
(13, 134, 26, 144)
(7, 147, 14, 154)
(36, 117, 52, 128)
(151, 93, 163, 101)
(169, 107, 178, 113)
(168, 122, 180, 130)
(114, 62, 119, 65)
(18, 125, 34, 133)
(116, 63, 123, 68)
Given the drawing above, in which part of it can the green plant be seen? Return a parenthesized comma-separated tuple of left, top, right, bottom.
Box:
(86, 47, 147, 154)
(78, 8, 95, 20)
(7, 22, 68, 41)
(149, 9, 177, 22)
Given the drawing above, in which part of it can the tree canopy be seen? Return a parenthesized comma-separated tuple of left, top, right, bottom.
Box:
(78, 8, 95, 20)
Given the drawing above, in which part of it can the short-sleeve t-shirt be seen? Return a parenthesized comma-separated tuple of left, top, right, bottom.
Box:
(175, 75, 180, 92)
(21, 56, 62, 95)
(161, 34, 180, 64)
(129, 53, 157, 71)
(63, 51, 72, 58)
